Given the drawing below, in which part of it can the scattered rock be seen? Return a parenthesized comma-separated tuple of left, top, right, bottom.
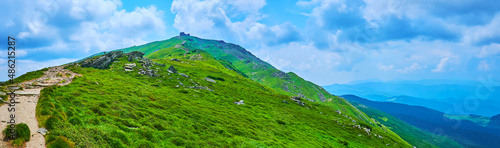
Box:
(38, 127, 48, 135)
(124, 63, 136, 71)
(180, 73, 189, 78)
(171, 58, 181, 62)
(126, 51, 145, 62)
(234, 100, 244, 105)
(204, 77, 216, 83)
(290, 96, 306, 106)
(283, 100, 289, 104)
(168, 66, 178, 74)
(335, 110, 342, 115)
(81, 51, 124, 69)
(318, 93, 327, 102)
(188, 86, 213, 91)
(272, 71, 290, 79)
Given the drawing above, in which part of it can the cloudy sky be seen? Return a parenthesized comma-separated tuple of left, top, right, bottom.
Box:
(1, 0, 500, 85)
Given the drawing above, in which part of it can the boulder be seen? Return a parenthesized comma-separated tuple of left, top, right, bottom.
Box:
(180, 73, 189, 78)
(126, 51, 145, 62)
(318, 93, 327, 102)
(124, 63, 136, 71)
(168, 66, 178, 74)
(290, 96, 305, 106)
(171, 58, 181, 62)
(204, 77, 216, 83)
(38, 127, 48, 135)
(81, 51, 124, 69)
(234, 100, 244, 105)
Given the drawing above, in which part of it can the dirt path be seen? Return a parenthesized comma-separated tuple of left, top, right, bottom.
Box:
(0, 66, 80, 148)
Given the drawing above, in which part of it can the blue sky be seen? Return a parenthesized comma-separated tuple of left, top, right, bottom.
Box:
(1, 0, 500, 85)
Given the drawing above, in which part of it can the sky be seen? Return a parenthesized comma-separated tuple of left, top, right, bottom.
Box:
(1, 0, 500, 85)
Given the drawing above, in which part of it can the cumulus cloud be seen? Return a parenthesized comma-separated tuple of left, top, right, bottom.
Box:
(1, 0, 166, 53)
(171, 0, 300, 47)
(432, 57, 450, 72)
(476, 43, 500, 58)
(396, 63, 425, 73)
(378, 63, 394, 71)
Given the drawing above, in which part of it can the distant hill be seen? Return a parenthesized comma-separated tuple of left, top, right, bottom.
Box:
(325, 81, 500, 116)
(345, 98, 463, 148)
(342, 95, 500, 148)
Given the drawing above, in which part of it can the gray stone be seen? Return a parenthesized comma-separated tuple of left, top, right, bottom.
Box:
(234, 100, 244, 105)
(126, 51, 145, 62)
(81, 51, 124, 69)
(171, 58, 181, 62)
(168, 66, 178, 74)
(38, 127, 48, 135)
(180, 73, 189, 78)
(318, 93, 327, 102)
(204, 77, 216, 83)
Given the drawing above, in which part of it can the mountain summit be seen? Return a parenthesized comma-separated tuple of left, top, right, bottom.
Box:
(1, 34, 412, 147)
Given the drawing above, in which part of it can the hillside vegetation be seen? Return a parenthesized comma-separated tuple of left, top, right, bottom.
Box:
(33, 36, 412, 147)
(345, 97, 462, 148)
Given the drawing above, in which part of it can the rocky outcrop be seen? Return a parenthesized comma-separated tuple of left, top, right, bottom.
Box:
(124, 63, 136, 71)
(81, 51, 163, 77)
(168, 66, 178, 74)
(272, 71, 290, 79)
(127, 51, 145, 62)
(171, 58, 181, 62)
(318, 93, 327, 102)
(290, 96, 306, 106)
(81, 51, 124, 69)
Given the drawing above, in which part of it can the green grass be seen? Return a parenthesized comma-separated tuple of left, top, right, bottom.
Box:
(3, 123, 31, 147)
(36, 48, 411, 147)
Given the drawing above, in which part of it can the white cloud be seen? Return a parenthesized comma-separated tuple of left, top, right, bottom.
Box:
(477, 60, 490, 71)
(2, 0, 166, 53)
(170, 0, 300, 47)
(477, 43, 500, 58)
(378, 63, 394, 71)
(432, 57, 450, 72)
(397, 62, 425, 73)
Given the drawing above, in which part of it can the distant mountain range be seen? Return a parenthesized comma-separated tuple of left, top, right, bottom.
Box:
(325, 81, 500, 116)
(342, 95, 500, 148)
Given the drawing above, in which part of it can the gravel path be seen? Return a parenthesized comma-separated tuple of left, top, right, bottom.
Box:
(0, 66, 80, 148)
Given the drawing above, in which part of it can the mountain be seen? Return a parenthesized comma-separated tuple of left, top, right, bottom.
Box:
(1, 34, 412, 147)
(325, 81, 500, 116)
(342, 95, 500, 148)
(345, 98, 463, 148)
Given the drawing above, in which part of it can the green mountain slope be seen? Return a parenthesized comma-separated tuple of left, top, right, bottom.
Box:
(113, 35, 375, 125)
(345, 97, 463, 148)
(117, 35, 334, 103)
(27, 36, 414, 147)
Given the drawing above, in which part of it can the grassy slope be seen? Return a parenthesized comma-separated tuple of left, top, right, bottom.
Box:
(115, 36, 373, 126)
(117, 36, 335, 103)
(36, 47, 411, 147)
(347, 101, 463, 148)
